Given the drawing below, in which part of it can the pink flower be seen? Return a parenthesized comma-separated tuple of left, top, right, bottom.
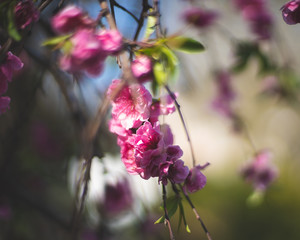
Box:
(167, 160, 189, 184)
(212, 71, 235, 118)
(60, 29, 105, 76)
(150, 93, 177, 122)
(14, 0, 39, 29)
(103, 178, 133, 215)
(281, 0, 300, 25)
(182, 7, 219, 28)
(240, 149, 278, 191)
(0, 51, 24, 83)
(51, 5, 94, 33)
(184, 163, 209, 193)
(134, 122, 166, 177)
(108, 79, 152, 129)
(232, 0, 273, 40)
(0, 96, 10, 114)
(131, 55, 153, 83)
(0, 76, 8, 95)
(119, 139, 144, 175)
(97, 30, 123, 55)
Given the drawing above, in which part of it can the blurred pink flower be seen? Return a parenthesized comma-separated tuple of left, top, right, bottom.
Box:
(103, 178, 133, 215)
(182, 7, 219, 28)
(60, 29, 105, 76)
(51, 5, 94, 33)
(14, 0, 39, 29)
(281, 0, 300, 25)
(240, 149, 278, 191)
(0, 51, 24, 83)
(131, 55, 153, 83)
(212, 70, 235, 118)
(232, 0, 273, 40)
(0, 96, 10, 114)
(97, 30, 123, 55)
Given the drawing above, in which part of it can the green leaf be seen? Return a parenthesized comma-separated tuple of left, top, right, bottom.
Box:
(167, 36, 205, 53)
(154, 216, 164, 224)
(144, 8, 156, 39)
(154, 195, 181, 224)
(178, 201, 191, 233)
(153, 61, 167, 85)
(42, 34, 72, 47)
(7, 4, 21, 41)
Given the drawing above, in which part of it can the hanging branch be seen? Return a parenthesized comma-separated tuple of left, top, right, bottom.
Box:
(165, 85, 197, 167)
(133, 0, 151, 41)
(179, 185, 212, 240)
(163, 185, 175, 240)
(113, 0, 139, 24)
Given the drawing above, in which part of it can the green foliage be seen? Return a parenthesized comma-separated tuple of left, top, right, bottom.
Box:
(167, 36, 205, 53)
(42, 34, 73, 52)
(232, 42, 274, 74)
(155, 195, 181, 224)
(7, 1, 21, 41)
(144, 8, 156, 39)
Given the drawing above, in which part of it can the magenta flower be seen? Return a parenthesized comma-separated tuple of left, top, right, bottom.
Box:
(103, 178, 133, 215)
(97, 30, 123, 55)
(182, 7, 219, 29)
(51, 5, 94, 33)
(60, 29, 105, 76)
(119, 139, 144, 175)
(134, 122, 167, 177)
(149, 93, 177, 123)
(131, 55, 153, 83)
(184, 163, 209, 193)
(232, 0, 273, 40)
(240, 149, 278, 191)
(0, 96, 10, 114)
(0, 76, 8, 95)
(212, 70, 235, 118)
(281, 0, 300, 25)
(0, 51, 24, 83)
(108, 79, 152, 129)
(14, 0, 39, 29)
(168, 160, 189, 183)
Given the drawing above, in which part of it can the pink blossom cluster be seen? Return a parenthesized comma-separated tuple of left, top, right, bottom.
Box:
(51, 5, 122, 76)
(0, 50, 23, 115)
(281, 0, 300, 25)
(107, 78, 208, 192)
(240, 150, 278, 191)
(107, 79, 189, 185)
(232, 0, 273, 40)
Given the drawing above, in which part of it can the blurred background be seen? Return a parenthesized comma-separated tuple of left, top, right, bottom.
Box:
(1, 0, 300, 239)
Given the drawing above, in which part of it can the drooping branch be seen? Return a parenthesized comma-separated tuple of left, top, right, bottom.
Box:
(179, 185, 212, 240)
(165, 85, 197, 167)
(163, 185, 175, 240)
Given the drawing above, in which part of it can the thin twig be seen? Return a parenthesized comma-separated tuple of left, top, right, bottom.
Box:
(153, 0, 162, 38)
(164, 85, 197, 167)
(133, 0, 150, 41)
(162, 185, 175, 240)
(113, 1, 139, 24)
(38, 0, 54, 12)
(179, 185, 212, 240)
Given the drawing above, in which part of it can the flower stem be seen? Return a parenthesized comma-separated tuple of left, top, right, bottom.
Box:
(179, 185, 212, 240)
(165, 85, 197, 167)
(162, 185, 175, 240)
